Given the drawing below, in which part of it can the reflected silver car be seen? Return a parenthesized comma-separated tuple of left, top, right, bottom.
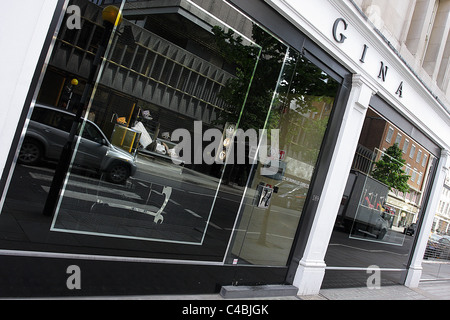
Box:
(18, 104, 137, 184)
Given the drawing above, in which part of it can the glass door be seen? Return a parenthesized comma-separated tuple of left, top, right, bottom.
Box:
(226, 49, 341, 266)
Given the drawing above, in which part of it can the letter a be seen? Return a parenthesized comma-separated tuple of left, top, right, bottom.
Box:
(396, 81, 403, 98)
(366, 265, 381, 290)
(66, 5, 82, 30)
(171, 128, 192, 165)
(66, 265, 81, 290)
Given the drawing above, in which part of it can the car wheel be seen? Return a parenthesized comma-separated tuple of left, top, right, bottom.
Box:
(18, 139, 42, 165)
(107, 163, 130, 184)
(377, 228, 387, 240)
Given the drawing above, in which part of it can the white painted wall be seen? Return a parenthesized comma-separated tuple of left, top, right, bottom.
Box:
(0, 0, 60, 186)
(268, 0, 450, 151)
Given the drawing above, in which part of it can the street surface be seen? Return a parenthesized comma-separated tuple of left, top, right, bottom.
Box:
(0, 153, 304, 266)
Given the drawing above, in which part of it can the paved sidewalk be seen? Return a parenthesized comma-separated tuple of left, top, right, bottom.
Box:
(313, 281, 450, 300)
(73, 281, 449, 300)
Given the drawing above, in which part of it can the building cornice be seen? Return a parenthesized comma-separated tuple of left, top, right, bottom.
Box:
(264, 0, 450, 152)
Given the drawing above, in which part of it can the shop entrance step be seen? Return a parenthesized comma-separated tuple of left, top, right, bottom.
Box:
(220, 285, 298, 299)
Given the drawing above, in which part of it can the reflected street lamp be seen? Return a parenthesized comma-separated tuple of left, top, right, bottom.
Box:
(43, 6, 122, 216)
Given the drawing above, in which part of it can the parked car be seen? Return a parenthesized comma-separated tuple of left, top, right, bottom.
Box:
(272, 181, 308, 209)
(18, 104, 137, 184)
(424, 234, 450, 260)
(403, 223, 417, 236)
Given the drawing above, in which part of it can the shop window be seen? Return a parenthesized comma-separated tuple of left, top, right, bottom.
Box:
(226, 50, 340, 266)
(324, 105, 437, 288)
(0, 0, 344, 269)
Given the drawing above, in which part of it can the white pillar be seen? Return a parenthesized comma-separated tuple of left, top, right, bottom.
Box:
(0, 0, 60, 198)
(293, 74, 376, 295)
(405, 149, 449, 288)
(423, 0, 450, 80)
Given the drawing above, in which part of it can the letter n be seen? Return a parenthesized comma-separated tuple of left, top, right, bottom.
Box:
(378, 62, 388, 82)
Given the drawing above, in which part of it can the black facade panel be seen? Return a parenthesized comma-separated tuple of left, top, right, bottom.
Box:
(0, 255, 286, 297)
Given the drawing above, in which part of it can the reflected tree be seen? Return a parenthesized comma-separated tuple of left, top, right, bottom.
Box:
(212, 25, 286, 131)
(212, 25, 339, 163)
(372, 143, 410, 193)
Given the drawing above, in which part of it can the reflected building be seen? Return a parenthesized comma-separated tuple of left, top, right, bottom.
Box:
(433, 172, 450, 234)
(0, 0, 449, 297)
(39, 0, 239, 137)
(354, 108, 433, 228)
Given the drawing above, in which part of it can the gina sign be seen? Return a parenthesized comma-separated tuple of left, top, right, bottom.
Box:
(332, 18, 404, 98)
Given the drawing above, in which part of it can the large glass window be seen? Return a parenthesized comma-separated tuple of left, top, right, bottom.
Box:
(0, 0, 341, 268)
(50, 0, 262, 247)
(323, 107, 437, 288)
(225, 50, 339, 266)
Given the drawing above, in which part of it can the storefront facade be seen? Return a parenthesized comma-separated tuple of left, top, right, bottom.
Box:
(0, 0, 448, 297)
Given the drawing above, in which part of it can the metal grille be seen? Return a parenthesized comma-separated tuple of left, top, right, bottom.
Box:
(422, 233, 450, 281)
(423, 234, 450, 260)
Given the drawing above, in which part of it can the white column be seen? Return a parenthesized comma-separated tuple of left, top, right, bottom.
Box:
(405, 149, 449, 288)
(405, 0, 438, 62)
(0, 2, 59, 168)
(293, 75, 376, 295)
(0, 0, 59, 207)
(423, 0, 450, 80)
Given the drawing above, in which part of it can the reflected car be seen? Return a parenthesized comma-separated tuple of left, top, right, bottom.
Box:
(18, 104, 137, 184)
(403, 223, 417, 236)
(272, 181, 309, 209)
(424, 234, 450, 260)
(346, 206, 389, 240)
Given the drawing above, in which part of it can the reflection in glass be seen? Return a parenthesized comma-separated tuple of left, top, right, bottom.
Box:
(50, 0, 262, 245)
(325, 116, 436, 276)
(226, 50, 340, 266)
(346, 147, 411, 246)
(0, 0, 343, 267)
(0, 0, 275, 262)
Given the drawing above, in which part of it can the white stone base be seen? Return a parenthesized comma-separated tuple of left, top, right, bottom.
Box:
(293, 259, 327, 296)
(404, 265, 423, 288)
